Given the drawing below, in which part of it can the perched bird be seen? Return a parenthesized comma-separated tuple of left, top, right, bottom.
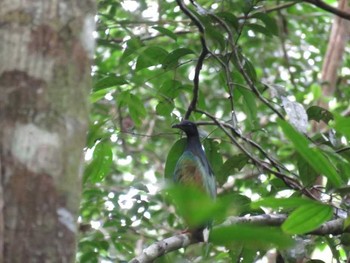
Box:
(172, 120, 216, 241)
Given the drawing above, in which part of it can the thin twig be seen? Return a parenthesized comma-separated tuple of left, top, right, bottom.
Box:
(303, 0, 350, 20)
(129, 215, 347, 263)
(175, 0, 209, 120)
(231, 47, 285, 119)
(196, 110, 317, 199)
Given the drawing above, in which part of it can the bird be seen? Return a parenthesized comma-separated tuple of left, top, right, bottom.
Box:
(172, 120, 216, 241)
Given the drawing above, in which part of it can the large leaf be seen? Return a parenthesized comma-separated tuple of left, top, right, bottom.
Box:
(164, 138, 186, 180)
(239, 87, 258, 129)
(156, 100, 174, 117)
(162, 48, 195, 69)
(136, 46, 168, 71)
(251, 197, 315, 210)
(128, 94, 147, 126)
(152, 26, 177, 41)
(282, 96, 308, 133)
(116, 91, 146, 126)
(203, 139, 223, 176)
(278, 120, 342, 187)
(216, 12, 239, 31)
(210, 224, 294, 249)
(246, 23, 272, 37)
(217, 154, 249, 184)
(165, 185, 223, 227)
(282, 203, 333, 234)
(297, 154, 318, 186)
(251, 13, 278, 36)
(334, 114, 350, 140)
(94, 75, 127, 91)
(307, 105, 333, 124)
(84, 141, 113, 183)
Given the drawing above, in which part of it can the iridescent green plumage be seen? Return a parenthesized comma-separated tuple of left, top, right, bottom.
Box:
(172, 120, 216, 240)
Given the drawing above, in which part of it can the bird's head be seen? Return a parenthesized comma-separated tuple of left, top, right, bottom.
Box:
(172, 120, 199, 137)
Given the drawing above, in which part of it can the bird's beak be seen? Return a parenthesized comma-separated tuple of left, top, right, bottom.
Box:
(172, 123, 180, 129)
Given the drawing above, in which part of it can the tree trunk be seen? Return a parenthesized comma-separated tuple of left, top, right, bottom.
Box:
(312, 0, 349, 193)
(0, 1, 95, 262)
(320, 0, 350, 105)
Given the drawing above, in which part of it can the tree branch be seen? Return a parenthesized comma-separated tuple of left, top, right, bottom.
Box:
(175, 0, 209, 120)
(303, 0, 350, 20)
(129, 215, 348, 263)
(129, 233, 194, 263)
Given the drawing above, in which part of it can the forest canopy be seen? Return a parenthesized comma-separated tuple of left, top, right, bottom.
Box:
(78, 0, 350, 262)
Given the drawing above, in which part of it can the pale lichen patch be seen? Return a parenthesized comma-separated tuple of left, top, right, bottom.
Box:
(80, 14, 96, 58)
(57, 207, 76, 233)
(11, 123, 62, 177)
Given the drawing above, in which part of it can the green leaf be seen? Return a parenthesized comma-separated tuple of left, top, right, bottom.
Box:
(164, 138, 186, 179)
(216, 12, 239, 31)
(128, 94, 147, 126)
(238, 87, 258, 129)
(156, 100, 174, 116)
(282, 203, 333, 234)
(90, 88, 114, 103)
(136, 46, 168, 71)
(94, 75, 127, 91)
(120, 37, 143, 63)
(206, 23, 226, 50)
(84, 142, 113, 183)
(162, 48, 195, 69)
(246, 23, 272, 37)
(251, 13, 278, 36)
(218, 154, 249, 184)
(165, 185, 222, 227)
(157, 80, 181, 99)
(203, 139, 223, 175)
(297, 154, 318, 186)
(116, 91, 147, 126)
(251, 197, 315, 210)
(243, 56, 257, 81)
(152, 26, 177, 41)
(210, 224, 294, 249)
(307, 106, 333, 124)
(278, 120, 342, 187)
(334, 114, 350, 140)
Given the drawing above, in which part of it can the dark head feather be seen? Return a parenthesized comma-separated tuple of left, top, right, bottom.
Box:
(172, 120, 199, 137)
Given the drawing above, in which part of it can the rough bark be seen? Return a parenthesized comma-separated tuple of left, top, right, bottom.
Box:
(312, 0, 350, 194)
(0, 0, 95, 262)
(320, 0, 350, 105)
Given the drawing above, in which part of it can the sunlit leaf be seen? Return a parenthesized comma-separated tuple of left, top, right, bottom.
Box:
(333, 114, 350, 140)
(239, 87, 258, 129)
(297, 154, 318, 186)
(216, 12, 239, 30)
(246, 23, 272, 37)
(307, 106, 333, 124)
(136, 46, 168, 71)
(210, 224, 294, 249)
(84, 141, 113, 183)
(282, 96, 308, 133)
(165, 185, 223, 227)
(282, 203, 333, 234)
(152, 26, 177, 41)
(251, 197, 316, 210)
(278, 120, 343, 187)
(162, 48, 195, 69)
(94, 75, 127, 91)
(203, 139, 223, 175)
(164, 139, 186, 180)
(156, 100, 174, 116)
(218, 154, 249, 184)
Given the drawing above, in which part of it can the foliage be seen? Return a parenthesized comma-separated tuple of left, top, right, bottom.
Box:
(78, 0, 350, 262)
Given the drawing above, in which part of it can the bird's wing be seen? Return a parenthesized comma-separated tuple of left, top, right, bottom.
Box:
(174, 151, 216, 198)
